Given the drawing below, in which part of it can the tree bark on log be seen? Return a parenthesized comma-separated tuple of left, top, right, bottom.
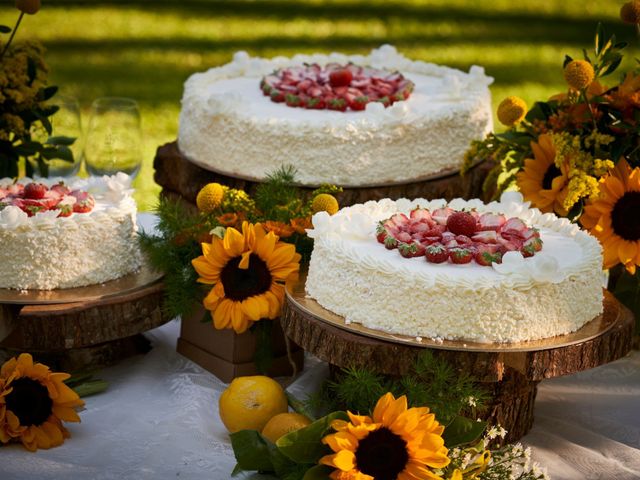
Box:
(154, 141, 495, 207)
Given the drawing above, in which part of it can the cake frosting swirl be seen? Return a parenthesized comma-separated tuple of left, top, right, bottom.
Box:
(178, 45, 493, 186)
(0, 173, 142, 290)
(305, 193, 604, 343)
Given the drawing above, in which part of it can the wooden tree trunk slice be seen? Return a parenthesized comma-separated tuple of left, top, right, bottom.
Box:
(280, 290, 634, 442)
(0, 280, 172, 371)
(153, 141, 494, 207)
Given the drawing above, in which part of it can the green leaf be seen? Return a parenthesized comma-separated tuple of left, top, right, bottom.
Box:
(303, 465, 333, 480)
(229, 429, 274, 474)
(72, 380, 109, 398)
(43, 85, 58, 101)
(563, 55, 573, 68)
(41, 145, 74, 162)
(442, 415, 486, 448)
(525, 101, 553, 122)
(46, 135, 76, 146)
(276, 411, 348, 464)
(0, 25, 11, 34)
(595, 22, 604, 56)
(601, 55, 623, 77)
(252, 320, 274, 375)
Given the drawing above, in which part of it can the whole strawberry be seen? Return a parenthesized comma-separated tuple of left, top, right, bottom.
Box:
(475, 250, 503, 266)
(329, 68, 353, 87)
(425, 243, 448, 264)
(446, 211, 477, 237)
(24, 182, 47, 200)
(449, 247, 473, 264)
(398, 241, 425, 258)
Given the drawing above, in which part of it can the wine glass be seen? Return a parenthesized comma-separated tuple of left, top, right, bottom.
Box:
(84, 97, 142, 178)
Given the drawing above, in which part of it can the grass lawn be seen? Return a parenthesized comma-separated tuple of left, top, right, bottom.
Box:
(1, 0, 637, 210)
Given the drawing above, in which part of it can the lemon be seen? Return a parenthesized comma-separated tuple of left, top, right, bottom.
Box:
(261, 412, 312, 443)
(218, 376, 288, 433)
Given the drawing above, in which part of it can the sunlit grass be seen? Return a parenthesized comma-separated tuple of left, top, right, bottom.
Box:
(0, 0, 636, 210)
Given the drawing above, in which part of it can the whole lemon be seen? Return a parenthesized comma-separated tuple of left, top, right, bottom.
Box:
(219, 376, 288, 433)
(262, 412, 312, 443)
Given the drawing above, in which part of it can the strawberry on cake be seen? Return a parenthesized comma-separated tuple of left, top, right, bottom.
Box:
(305, 193, 604, 343)
(0, 174, 142, 290)
(178, 45, 493, 186)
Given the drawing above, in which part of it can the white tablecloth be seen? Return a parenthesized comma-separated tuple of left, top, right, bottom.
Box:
(2, 215, 639, 480)
(1, 320, 639, 480)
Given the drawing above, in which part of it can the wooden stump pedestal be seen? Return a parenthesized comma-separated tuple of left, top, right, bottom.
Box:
(0, 271, 171, 371)
(154, 141, 494, 206)
(281, 278, 635, 443)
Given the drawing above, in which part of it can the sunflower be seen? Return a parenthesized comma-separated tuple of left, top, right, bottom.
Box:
(0, 353, 84, 451)
(320, 392, 450, 480)
(516, 134, 571, 216)
(580, 158, 640, 274)
(192, 221, 301, 334)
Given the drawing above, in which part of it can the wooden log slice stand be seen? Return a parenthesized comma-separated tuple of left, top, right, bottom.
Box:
(154, 141, 494, 206)
(0, 267, 171, 372)
(281, 276, 635, 443)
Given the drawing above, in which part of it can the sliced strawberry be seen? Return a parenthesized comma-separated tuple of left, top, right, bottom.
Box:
(395, 231, 412, 244)
(446, 211, 477, 237)
(410, 208, 432, 222)
(389, 213, 409, 227)
(71, 191, 95, 213)
(500, 218, 527, 237)
(521, 237, 543, 257)
(478, 213, 506, 231)
(441, 231, 456, 244)
(50, 183, 71, 196)
(496, 233, 522, 252)
(475, 243, 502, 255)
(432, 207, 454, 226)
(455, 235, 473, 246)
(13, 198, 48, 217)
(449, 247, 473, 264)
(421, 236, 443, 245)
(409, 222, 431, 234)
(7, 183, 24, 196)
(472, 230, 498, 244)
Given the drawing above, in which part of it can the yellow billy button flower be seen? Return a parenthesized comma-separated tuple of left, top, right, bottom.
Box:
(311, 193, 339, 215)
(15, 0, 40, 14)
(196, 182, 225, 213)
(563, 60, 595, 91)
(620, 1, 640, 24)
(496, 96, 527, 127)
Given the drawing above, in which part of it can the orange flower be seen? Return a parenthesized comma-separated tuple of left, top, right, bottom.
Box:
(607, 72, 640, 119)
(290, 216, 312, 235)
(263, 220, 295, 238)
(580, 159, 640, 274)
(217, 213, 239, 227)
(516, 134, 570, 216)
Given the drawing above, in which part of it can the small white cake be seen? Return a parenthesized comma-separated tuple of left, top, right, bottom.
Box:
(0, 173, 142, 290)
(305, 193, 604, 343)
(178, 45, 493, 186)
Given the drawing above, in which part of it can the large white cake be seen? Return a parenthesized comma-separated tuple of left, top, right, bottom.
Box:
(305, 193, 603, 343)
(178, 45, 493, 186)
(0, 174, 142, 290)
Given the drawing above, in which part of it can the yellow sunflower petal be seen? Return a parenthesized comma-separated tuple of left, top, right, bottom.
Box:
(52, 405, 81, 423)
(41, 420, 65, 447)
(255, 230, 277, 261)
(213, 299, 234, 330)
(402, 461, 443, 480)
(238, 250, 252, 270)
(322, 431, 359, 453)
(223, 227, 246, 257)
(240, 295, 269, 321)
(203, 283, 224, 311)
(618, 240, 638, 266)
(320, 449, 357, 471)
(230, 303, 251, 334)
(192, 256, 220, 283)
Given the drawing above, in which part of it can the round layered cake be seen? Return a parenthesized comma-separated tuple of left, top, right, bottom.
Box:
(305, 193, 603, 343)
(178, 45, 493, 186)
(0, 173, 142, 290)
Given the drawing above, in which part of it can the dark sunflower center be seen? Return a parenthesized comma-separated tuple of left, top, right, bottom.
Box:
(542, 164, 562, 190)
(355, 427, 409, 480)
(5, 377, 53, 426)
(220, 253, 272, 301)
(611, 191, 640, 241)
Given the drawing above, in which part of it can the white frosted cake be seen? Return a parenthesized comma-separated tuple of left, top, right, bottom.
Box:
(305, 193, 603, 343)
(178, 45, 493, 186)
(0, 173, 142, 290)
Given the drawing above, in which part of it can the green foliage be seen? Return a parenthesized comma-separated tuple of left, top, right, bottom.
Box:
(254, 165, 302, 222)
(308, 350, 489, 426)
(442, 415, 487, 448)
(138, 197, 206, 319)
